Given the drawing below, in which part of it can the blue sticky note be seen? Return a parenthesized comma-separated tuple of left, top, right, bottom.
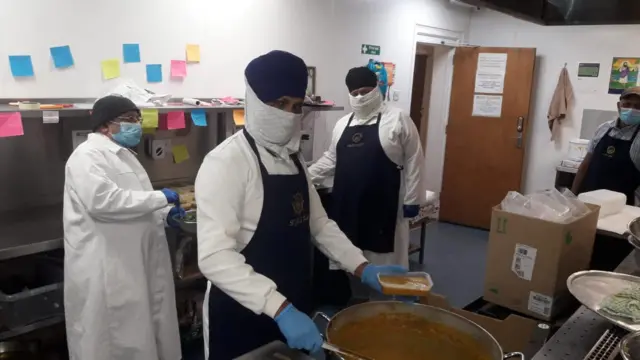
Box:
(191, 110, 207, 126)
(123, 44, 141, 63)
(50, 46, 74, 68)
(9, 56, 34, 77)
(146, 64, 162, 83)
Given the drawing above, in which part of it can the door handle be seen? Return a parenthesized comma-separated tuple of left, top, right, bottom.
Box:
(516, 116, 524, 148)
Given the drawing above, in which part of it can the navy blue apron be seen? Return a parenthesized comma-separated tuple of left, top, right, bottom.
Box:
(579, 125, 640, 203)
(330, 112, 401, 253)
(207, 129, 313, 360)
(579, 124, 640, 271)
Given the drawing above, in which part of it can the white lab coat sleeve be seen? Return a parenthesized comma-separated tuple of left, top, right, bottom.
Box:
(398, 112, 426, 205)
(195, 153, 286, 319)
(303, 158, 368, 273)
(307, 116, 348, 184)
(66, 150, 168, 221)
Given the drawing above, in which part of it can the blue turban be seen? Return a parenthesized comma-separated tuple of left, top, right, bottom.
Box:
(245, 50, 308, 103)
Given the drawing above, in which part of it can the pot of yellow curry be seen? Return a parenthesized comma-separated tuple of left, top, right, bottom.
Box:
(315, 301, 524, 360)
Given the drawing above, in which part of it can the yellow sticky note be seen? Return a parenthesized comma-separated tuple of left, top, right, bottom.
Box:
(142, 127, 156, 134)
(101, 59, 120, 80)
(186, 44, 201, 63)
(172, 145, 190, 164)
(233, 109, 245, 126)
(141, 109, 159, 128)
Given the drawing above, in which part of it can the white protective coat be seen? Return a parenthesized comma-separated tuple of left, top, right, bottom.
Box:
(63, 133, 181, 360)
(308, 103, 426, 268)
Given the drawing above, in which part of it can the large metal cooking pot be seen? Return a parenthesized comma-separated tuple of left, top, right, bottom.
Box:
(316, 301, 524, 360)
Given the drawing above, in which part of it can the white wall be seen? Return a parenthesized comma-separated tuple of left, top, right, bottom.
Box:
(2, 0, 471, 181)
(468, 9, 640, 193)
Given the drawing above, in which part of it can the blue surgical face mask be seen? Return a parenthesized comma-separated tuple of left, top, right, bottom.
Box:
(112, 122, 142, 147)
(620, 107, 640, 125)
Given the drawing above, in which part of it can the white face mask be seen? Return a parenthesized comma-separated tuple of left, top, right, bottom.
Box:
(245, 81, 303, 156)
(349, 87, 383, 119)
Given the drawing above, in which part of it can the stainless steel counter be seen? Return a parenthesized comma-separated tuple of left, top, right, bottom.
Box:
(532, 250, 639, 360)
(0, 205, 63, 260)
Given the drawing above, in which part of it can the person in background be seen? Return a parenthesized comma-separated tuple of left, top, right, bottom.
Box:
(195, 50, 407, 360)
(571, 87, 640, 270)
(572, 87, 640, 203)
(308, 66, 425, 269)
(63, 95, 184, 360)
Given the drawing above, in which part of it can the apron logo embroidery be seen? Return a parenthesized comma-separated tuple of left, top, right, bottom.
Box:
(348, 133, 365, 148)
(606, 146, 616, 156)
(290, 192, 309, 226)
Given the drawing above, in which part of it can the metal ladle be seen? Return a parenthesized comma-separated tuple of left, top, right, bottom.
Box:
(321, 342, 375, 360)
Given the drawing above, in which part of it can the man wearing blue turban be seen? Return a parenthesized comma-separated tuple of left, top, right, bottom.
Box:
(195, 51, 408, 359)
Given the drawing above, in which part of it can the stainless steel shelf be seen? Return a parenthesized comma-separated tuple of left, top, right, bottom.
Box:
(532, 250, 640, 360)
(0, 205, 63, 260)
(0, 315, 64, 340)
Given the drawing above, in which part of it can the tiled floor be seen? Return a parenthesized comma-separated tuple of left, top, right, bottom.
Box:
(185, 221, 490, 359)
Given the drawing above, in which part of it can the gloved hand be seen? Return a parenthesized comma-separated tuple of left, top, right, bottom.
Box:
(274, 304, 323, 353)
(167, 206, 186, 229)
(161, 188, 180, 205)
(403, 204, 420, 218)
(361, 264, 408, 293)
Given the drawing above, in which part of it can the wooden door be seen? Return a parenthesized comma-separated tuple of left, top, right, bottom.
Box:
(439, 47, 536, 229)
(410, 54, 428, 132)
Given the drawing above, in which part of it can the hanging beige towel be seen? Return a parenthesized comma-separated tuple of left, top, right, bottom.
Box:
(548, 66, 574, 140)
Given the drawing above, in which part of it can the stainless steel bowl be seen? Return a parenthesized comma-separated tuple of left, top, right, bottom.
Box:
(627, 217, 640, 268)
(629, 217, 640, 242)
(620, 331, 640, 360)
(173, 210, 197, 234)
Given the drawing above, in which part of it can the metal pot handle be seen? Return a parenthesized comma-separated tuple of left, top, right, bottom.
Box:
(503, 352, 525, 359)
(312, 312, 345, 360)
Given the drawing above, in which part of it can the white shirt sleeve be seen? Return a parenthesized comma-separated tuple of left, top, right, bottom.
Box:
(398, 112, 426, 205)
(66, 150, 168, 221)
(195, 153, 286, 319)
(307, 116, 348, 184)
(303, 157, 368, 273)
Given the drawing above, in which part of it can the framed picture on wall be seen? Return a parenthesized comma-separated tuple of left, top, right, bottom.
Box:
(307, 66, 316, 96)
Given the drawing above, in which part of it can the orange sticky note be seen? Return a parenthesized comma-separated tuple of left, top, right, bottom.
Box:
(167, 111, 186, 130)
(0, 112, 24, 137)
(233, 109, 245, 126)
(186, 44, 201, 63)
(170, 60, 187, 78)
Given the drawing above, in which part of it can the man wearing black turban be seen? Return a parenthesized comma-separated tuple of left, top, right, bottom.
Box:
(195, 51, 407, 359)
(309, 66, 425, 272)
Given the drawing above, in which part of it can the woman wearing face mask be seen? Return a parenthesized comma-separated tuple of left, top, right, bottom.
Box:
(571, 87, 640, 270)
(195, 51, 407, 359)
(62, 95, 184, 360)
(309, 67, 425, 277)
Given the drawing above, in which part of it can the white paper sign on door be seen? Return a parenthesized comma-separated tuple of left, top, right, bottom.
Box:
(475, 53, 508, 94)
(472, 95, 503, 118)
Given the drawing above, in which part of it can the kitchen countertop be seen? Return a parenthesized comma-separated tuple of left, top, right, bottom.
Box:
(531, 250, 639, 359)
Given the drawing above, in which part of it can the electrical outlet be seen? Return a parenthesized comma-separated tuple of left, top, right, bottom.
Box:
(392, 90, 400, 101)
(150, 139, 172, 159)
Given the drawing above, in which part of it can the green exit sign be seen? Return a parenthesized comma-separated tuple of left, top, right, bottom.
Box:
(361, 44, 381, 55)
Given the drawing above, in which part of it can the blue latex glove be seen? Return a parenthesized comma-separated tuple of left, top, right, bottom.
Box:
(361, 264, 408, 293)
(403, 204, 420, 218)
(274, 304, 323, 353)
(161, 188, 180, 205)
(167, 206, 186, 229)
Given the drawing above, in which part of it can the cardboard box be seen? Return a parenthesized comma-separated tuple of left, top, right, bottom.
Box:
(483, 203, 599, 321)
(421, 293, 540, 354)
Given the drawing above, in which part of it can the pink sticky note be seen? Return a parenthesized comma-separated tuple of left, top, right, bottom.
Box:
(167, 111, 186, 130)
(170, 60, 187, 78)
(0, 112, 24, 137)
